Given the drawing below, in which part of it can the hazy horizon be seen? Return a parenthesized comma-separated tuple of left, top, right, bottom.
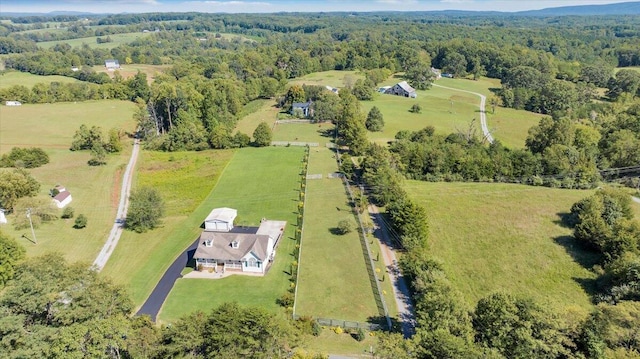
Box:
(0, 0, 638, 14)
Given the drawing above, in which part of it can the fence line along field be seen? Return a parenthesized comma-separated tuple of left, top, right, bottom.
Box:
(156, 147, 305, 322)
(0, 100, 136, 263)
(295, 147, 380, 323)
(405, 181, 599, 318)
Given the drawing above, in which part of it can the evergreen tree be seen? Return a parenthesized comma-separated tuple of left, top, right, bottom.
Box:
(366, 106, 384, 132)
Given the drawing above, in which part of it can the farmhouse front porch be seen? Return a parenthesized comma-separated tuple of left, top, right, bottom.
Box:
(183, 267, 268, 279)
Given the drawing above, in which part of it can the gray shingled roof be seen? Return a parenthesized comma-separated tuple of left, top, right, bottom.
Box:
(397, 81, 416, 93)
(193, 232, 270, 261)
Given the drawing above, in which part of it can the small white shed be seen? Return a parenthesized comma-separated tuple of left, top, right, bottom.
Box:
(53, 191, 73, 209)
(204, 207, 237, 232)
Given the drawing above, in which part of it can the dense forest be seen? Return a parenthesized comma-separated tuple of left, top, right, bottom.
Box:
(1, 10, 639, 358)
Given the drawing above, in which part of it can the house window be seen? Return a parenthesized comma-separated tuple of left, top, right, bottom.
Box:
(247, 258, 259, 268)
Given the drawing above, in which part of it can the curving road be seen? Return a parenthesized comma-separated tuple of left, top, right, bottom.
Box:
(432, 83, 494, 144)
(633, 196, 640, 204)
(92, 139, 140, 271)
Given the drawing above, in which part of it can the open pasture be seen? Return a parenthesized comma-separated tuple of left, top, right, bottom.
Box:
(156, 147, 305, 322)
(91, 64, 169, 83)
(405, 181, 598, 317)
(361, 86, 479, 144)
(0, 71, 80, 89)
(288, 70, 364, 89)
(38, 32, 150, 49)
(364, 76, 542, 148)
(0, 100, 136, 263)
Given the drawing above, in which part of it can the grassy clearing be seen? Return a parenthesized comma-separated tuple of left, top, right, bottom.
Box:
(288, 70, 364, 88)
(0, 100, 136, 263)
(296, 147, 379, 322)
(361, 87, 478, 145)
(38, 32, 150, 49)
(235, 99, 278, 136)
(301, 329, 378, 356)
(157, 147, 305, 322)
(0, 71, 80, 89)
(101, 149, 235, 305)
(615, 66, 640, 73)
(0, 100, 135, 151)
(273, 122, 335, 145)
(363, 76, 542, 148)
(405, 181, 598, 317)
(91, 64, 169, 84)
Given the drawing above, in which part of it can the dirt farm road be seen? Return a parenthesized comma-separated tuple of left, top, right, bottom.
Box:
(368, 204, 416, 338)
(92, 139, 140, 271)
(432, 83, 494, 144)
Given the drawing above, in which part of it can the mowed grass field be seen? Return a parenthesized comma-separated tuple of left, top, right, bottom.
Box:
(91, 64, 169, 84)
(296, 147, 380, 322)
(405, 181, 598, 317)
(0, 100, 136, 263)
(362, 76, 541, 148)
(288, 70, 364, 88)
(157, 147, 305, 322)
(38, 32, 150, 49)
(102, 149, 235, 306)
(0, 71, 81, 89)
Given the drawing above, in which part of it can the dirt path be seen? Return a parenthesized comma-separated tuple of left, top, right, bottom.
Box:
(368, 204, 415, 338)
(92, 140, 140, 271)
(432, 83, 494, 144)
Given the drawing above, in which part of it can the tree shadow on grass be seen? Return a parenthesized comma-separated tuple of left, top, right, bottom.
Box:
(554, 211, 575, 228)
(553, 235, 601, 270)
(573, 276, 599, 299)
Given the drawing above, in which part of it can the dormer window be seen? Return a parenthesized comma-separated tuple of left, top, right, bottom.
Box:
(205, 239, 213, 247)
(231, 240, 239, 249)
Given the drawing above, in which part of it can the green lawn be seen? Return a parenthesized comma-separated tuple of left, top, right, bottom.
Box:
(614, 66, 640, 73)
(101, 149, 235, 305)
(0, 100, 136, 263)
(273, 122, 335, 145)
(288, 70, 364, 89)
(235, 99, 278, 136)
(91, 64, 168, 83)
(156, 147, 305, 323)
(361, 87, 479, 145)
(296, 147, 379, 323)
(405, 181, 598, 318)
(365, 76, 542, 148)
(0, 71, 80, 89)
(38, 32, 150, 49)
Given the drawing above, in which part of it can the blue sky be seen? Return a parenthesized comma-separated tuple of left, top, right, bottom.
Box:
(0, 0, 637, 14)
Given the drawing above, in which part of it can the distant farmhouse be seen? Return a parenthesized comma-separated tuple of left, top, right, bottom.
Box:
(384, 81, 417, 98)
(52, 185, 73, 209)
(194, 208, 286, 275)
(105, 59, 120, 70)
(5, 101, 22, 106)
(291, 101, 313, 117)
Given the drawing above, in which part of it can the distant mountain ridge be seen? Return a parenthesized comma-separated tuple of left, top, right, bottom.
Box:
(1, 1, 639, 17)
(515, 1, 640, 16)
